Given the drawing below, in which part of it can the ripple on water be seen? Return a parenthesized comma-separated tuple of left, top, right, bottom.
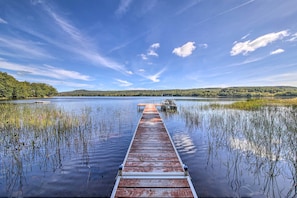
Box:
(173, 132, 197, 154)
(9, 134, 133, 197)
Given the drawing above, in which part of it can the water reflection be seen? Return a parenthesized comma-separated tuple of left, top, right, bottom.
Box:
(0, 102, 137, 197)
(229, 137, 279, 161)
(173, 132, 197, 154)
(175, 104, 297, 197)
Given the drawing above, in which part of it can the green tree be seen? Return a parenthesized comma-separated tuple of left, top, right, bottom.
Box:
(0, 72, 58, 99)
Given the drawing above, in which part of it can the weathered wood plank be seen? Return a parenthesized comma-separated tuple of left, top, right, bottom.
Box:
(111, 104, 197, 198)
(115, 187, 194, 198)
(123, 166, 184, 172)
(125, 161, 181, 167)
(130, 146, 175, 150)
(118, 178, 190, 188)
(131, 142, 173, 147)
(126, 154, 180, 162)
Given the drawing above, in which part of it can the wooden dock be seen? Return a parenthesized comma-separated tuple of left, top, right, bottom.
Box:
(111, 104, 198, 197)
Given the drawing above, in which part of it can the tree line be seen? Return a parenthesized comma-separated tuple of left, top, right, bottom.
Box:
(2, 71, 297, 99)
(0, 72, 58, 99)
(59, 86, 297, 98)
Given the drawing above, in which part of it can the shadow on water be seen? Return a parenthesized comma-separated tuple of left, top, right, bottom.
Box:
(162, 103, 297, 198)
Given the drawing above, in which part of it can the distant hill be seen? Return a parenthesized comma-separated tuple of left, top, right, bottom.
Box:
(58, 86, 297, 98)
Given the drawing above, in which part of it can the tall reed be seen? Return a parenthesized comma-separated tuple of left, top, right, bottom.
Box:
(178, 103, 297, 197)
(0, 102, 135, 196)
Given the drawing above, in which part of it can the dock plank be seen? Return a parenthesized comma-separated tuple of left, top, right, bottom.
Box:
(111, 104, 198, 198)
(118, 178, 190, 188)
(115, 187, 193, 198)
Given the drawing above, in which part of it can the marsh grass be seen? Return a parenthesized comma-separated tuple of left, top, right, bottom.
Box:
(0, 102, 135, 197)
(219, 98, 297, 110)
(178, 102, 297, 197)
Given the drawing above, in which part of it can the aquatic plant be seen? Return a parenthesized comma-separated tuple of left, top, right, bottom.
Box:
(0, 102, 136, 197)
(177, 102, 297, 197)
(224, 98, 297, 110)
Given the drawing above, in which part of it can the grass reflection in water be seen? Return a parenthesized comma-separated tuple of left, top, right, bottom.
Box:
(0, 103, 133, 197)
(178, 103, 297, 198)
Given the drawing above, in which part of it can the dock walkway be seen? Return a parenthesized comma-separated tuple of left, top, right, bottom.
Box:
(111, 104, 198, 197)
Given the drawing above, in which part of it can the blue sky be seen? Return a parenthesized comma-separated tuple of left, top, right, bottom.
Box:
(0, 0, 297, 92)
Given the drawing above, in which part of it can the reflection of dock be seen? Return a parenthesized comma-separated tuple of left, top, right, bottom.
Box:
(111, 104, 197, 197)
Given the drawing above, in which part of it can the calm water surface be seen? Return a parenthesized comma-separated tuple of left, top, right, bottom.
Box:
(0, 97, 296, 197)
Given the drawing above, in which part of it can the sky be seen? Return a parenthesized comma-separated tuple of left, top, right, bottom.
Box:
(0, 0, 297, 92)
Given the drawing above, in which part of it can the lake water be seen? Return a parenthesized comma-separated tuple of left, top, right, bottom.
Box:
(0, 97, 296, 197)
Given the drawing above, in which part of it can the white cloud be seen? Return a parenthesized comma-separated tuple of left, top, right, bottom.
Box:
(44, 64, 91, 80)
(115, 79, 133, 87)
(0, 17, 7, 24)
(147, 43, 160, 57)
(140, 43, 160, 60)
(115, 0, 133, 15)
(140, 54, 148, 60)
(270, 48, 284, 55)
(172, 42, 196, 57)
(151, 43, 160, 49)
(138, 69, 145, 72)
(145, 68, 166, 83)
(288, 32, 297, 42)
(126, 70, 133, 75)
(147, 49, 158, 57)
(231, 30, 289, 56)
(0, 60, 91, 81)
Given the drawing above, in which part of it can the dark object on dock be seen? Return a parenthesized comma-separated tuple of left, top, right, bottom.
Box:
(161, 99, 177, 112)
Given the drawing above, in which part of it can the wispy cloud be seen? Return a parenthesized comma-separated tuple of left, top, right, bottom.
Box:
(34, 2, 128, 73)
(43, 64, 91, 81)
(0, 35, 52, 59)
(218, 0, 255, 17)
(241, 33, 250, 40)
(172, 42, 196, 57)
(147, 43, 160, 56)
(17, 77, 95, 90)
(0, 17, 7, 24)
(115, 0, 133, 16)
(270, 48, 285, 55)
(141, 43, 160, 60)
(195, 0, 255, 25)
(0, 60, 91, 81)
(198, 43, 208, 48)
(231, 30, 289, 56)
(115, 79, 133, 87)
(247, 72, 297, 86)
(175, 1, 200, 16)
(145, 68, 166, 83)
(288, 32, 297, 42)
(225, 55, 268, 68)
(140, 54, 148, 60)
